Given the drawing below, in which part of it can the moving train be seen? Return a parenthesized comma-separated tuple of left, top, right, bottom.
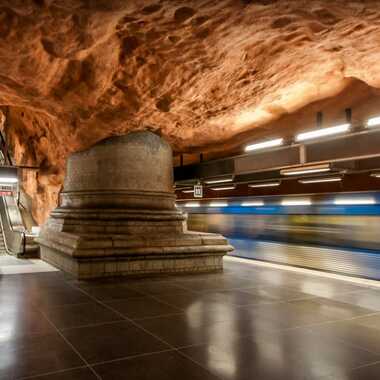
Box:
(177, 192, 380, 279)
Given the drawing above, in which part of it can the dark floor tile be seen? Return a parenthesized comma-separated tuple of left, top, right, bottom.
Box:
(180, 328, 380, 380)
(348, 313, 380, 330)
(137, 311, 271, 348)
(346, 362, 380, 380)
(61, 321, 169, 364)
(241, 285, 312, 302)
(287, 279, 368, 298)
(237, 301, 333, 329)
(93, 350, 219, 380)
(0, 332, 84, 379)
(76, 283, 145, 301)
(27, 367, 98, 380)
(32, 288, 93, 310)
(0, 309, 55, 339)
(331, 289, 380, 311)
(0, 291, 37, 314)
(105, 296, 182, 320)
(174, 277, 255, 292)
(126, 280, 189, 295)
(44, 302, 122, 330)
(154, 290, 263, 312)
(203, 289, 279, 306)
(184, 300, 253, 325)
(289, 297, 373, 321)
(309, 318, 380, 354)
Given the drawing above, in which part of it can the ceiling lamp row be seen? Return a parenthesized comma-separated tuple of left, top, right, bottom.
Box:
(182, 171, 380, 193)
(244, 116, 380, 153)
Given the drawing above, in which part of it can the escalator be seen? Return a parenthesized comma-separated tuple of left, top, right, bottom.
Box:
(0, 193, 39, 257)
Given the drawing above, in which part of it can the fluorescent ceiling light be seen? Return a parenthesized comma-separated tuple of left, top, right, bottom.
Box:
(0, 177, 18, 184)
(182, 189, 194, 193)
(299, 176, 342, 184)
(367, 116, 380, 128)
(296, 123, 350, 142)
(209, 202, 228, 207)
(241, 201, 264, 206)
(281, 198, 312, 206)
(281, 164, 330, 176)
(210, 186, 236, 191)
(248, 181, 280, 188)
(245, 138, 284, 152)
(184, 202, 201, 207)
(204, 178, 233, 184)
(371, 173, 380, 178)
(334, 197, 376, 205)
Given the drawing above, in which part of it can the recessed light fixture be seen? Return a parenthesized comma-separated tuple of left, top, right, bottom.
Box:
(182, 189, 194, 193)
(367, 116, 380, 128)
(241, 201, 265, 206)
(204, 177, 233, 185)
(281, 198, 312, 206)
(0, 177, 18, 184)
(248, 181, 281, 188)
(299, 176, 342, 184)
(245, 138, 284, 152)
(184, 202, 201, 207)
(370, 172, 380, 178)
(296, 123, 350, 142)
(210, 186, 236, 191)
(209, 202, 228, 207)
(334, 197, 376, 205)
(281, 164, 331, 176)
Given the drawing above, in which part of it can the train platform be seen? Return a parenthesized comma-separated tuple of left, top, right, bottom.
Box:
(1, 255, 380, 379)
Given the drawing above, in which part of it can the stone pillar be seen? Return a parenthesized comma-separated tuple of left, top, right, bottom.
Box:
(37, 131, 233, 279)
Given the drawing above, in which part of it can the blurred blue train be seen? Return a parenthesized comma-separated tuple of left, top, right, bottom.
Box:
(178, 192, 380, 279)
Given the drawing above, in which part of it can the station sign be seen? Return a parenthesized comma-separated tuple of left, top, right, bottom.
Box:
(0, 191, 12, 196)
(193, 184, 203, 198)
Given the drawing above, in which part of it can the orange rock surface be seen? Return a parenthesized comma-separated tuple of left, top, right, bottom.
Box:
(0, 0, 379, 223)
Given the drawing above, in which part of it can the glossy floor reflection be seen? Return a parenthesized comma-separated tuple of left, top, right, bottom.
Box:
(1, 257, 380, 379)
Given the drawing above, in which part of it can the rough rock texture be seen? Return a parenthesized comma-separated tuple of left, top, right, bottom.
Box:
(0, 0, 380, 223)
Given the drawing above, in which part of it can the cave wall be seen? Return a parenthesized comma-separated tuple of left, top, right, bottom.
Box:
(0, 0, 379, 223)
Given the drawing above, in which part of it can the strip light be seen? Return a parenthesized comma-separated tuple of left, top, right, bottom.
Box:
(281, 164, 330, 176)
(281, 198, 312, 206)
(241, 201, 264, 206)
(371, 173, 380, 178)
(182, 189, 194, 193)
(299, 176, 342, 184)
(367, 116, 380, 128)
(210, 186, 236, 191)
(245, 138, 284, 152)
(204, 178, 233, 184)
(184, 202, 200, 207)
(0, 177, 18, 184)
(296, 123, 350, 142)
(334, 197, 375, 205)
(248, 181, 280, 188)
(209, 202, 228, 207)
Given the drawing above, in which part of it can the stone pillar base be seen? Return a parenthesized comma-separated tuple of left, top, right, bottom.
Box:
(40, 244, 224, 279)
(37, 227, 231, 279)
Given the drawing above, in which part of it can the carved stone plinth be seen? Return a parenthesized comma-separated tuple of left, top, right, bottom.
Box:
(37, 131, 233, 279)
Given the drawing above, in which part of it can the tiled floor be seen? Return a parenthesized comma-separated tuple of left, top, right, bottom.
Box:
(1, 257, 380, 379)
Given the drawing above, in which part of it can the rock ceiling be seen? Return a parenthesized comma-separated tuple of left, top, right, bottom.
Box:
(0, 0, 379, 222)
